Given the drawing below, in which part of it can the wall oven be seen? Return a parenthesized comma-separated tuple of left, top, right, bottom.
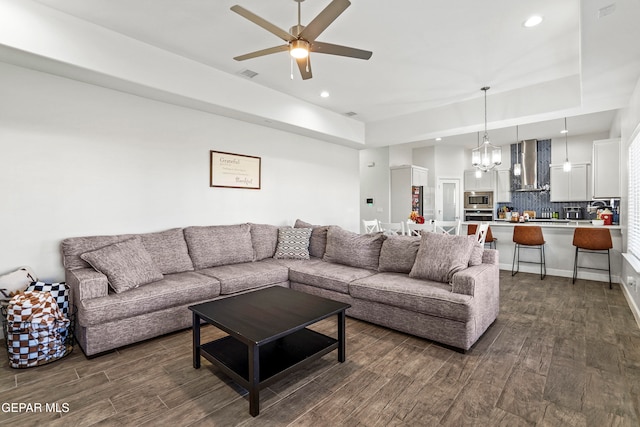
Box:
(464, 209, 494, 222)
(464, 191, 493, 210)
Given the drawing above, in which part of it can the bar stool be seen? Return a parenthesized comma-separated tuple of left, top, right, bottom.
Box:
(512, 225, 546, 279)
(467, 224, 497, 249)
(572, 227, 613, 289)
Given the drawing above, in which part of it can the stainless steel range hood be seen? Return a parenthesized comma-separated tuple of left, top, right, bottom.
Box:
(515, 139, 543, 191)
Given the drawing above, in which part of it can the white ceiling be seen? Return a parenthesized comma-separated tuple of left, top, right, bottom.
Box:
(27, 0, 640, 148)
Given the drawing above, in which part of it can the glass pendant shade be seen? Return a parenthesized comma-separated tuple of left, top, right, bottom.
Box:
(471, 149, 481, 167)
(513, 162, 522, 176)
(475, 168, 482, 178)
(563, 117, 571, 172)
(513, 128, 521, 176)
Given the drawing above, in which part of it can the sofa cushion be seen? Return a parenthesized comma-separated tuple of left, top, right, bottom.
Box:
(184, 224, 254, 269)
(323, 226, 385, 271)
(249, 223, 279, 261)
(378, 235, 421, 273)
(80, 237, 164, 293)
(289, 259, 376, 294)
(61, 234, 134, 270)
(140, 228, 194, 274)
(409, 233, 475, 283)
(294, 219, 329, 258)
(77, 271, 221, 327)
(274, 227, 312, 260)
(349, 273, 472, 322)
(198, 261, 289, 295)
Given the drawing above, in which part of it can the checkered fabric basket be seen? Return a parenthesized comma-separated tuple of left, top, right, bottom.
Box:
(1, 291, 75, 368)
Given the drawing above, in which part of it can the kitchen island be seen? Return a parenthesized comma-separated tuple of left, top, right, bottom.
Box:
(464, 220, 622, 282)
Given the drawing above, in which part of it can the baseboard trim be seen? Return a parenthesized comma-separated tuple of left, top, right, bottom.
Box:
(621, 279, 640, 330)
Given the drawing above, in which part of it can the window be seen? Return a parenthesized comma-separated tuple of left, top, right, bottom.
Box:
(629, 131, 640, 259)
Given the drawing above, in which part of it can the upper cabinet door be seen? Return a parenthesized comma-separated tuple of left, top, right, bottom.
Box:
(593, 138, 621, 199)
(549, 163, 589, 201)
(464, 169, 494, 191)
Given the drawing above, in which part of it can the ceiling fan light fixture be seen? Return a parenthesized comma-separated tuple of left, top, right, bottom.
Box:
(289, 39, 309, 59)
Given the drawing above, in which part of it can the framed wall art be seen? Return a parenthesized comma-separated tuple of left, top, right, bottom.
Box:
(210, 150, 261, 189)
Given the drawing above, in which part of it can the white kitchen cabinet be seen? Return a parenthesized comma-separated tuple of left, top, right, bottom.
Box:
(593, 138, 621, 198)
(550, 163, 590, 202)
(496, 170, 511, 203)
(390, 165, 429, 223)
(464, 169, 494, 191)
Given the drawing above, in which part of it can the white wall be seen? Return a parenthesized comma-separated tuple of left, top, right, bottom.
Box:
(620, 76, 640, 326)
(0, 63, 360, 281)
(359, 147, 390, 229)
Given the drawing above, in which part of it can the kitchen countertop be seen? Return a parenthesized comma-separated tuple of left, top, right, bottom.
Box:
(467, 219, 622, 230)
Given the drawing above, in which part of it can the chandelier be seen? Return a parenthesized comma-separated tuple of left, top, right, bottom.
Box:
(471, 86, 502, 172)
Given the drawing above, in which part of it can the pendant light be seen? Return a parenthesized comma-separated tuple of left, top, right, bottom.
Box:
(513, 126, 522, 176)
(475, 132, 482, 178)
(471, 87, 502, 172)
(563, 117, 572, 172)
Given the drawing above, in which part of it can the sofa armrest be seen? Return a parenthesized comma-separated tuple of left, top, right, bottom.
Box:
(65, 268, 109, 305)
(451, 263, 499, 296)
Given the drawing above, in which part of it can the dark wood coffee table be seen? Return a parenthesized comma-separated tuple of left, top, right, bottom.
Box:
(188, 286, 350, 417)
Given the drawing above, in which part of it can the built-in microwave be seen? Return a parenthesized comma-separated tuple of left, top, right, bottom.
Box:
(464, 191, 493, 209)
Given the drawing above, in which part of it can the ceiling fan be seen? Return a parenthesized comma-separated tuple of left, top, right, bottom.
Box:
(230, 0, 372, 80)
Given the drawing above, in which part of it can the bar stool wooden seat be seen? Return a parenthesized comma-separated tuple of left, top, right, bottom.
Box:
(467, 224, 497, 249)
(572, 227, 613, 288)
(512, 225, 546, 279)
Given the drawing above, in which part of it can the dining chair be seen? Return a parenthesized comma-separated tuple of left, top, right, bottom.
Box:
(406, 221, 434, 237)
(433, 220, 461, 235)
(362, 219, 381, 233)
(379, 222, 405, 236)
(467, 223, 496, 248)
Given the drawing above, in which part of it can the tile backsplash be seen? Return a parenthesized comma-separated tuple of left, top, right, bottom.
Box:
(496, 139, 591, 217)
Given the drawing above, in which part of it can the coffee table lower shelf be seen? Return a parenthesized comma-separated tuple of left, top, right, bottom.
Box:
(200, 328, 338, 390)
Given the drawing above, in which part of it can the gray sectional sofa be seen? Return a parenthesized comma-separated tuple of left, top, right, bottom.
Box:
(61, 220, 499, 356)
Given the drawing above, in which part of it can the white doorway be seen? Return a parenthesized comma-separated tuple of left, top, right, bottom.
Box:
(436, 178, 461, 221)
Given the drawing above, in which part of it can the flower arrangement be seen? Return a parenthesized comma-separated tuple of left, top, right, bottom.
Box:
(409, 211, 425, 224)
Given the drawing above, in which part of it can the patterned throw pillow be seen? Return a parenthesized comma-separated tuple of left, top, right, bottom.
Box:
(26, 281, 70, 317)
(274, 228, 312, 260)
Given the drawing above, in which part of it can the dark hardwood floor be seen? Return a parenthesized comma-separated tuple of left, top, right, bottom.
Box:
(1, 270, 639, 426)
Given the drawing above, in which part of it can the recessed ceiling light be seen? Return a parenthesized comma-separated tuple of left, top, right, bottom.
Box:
(435, 137, 442, 141)
(320, 91, 330, 98)
(523, 15, 543, 27)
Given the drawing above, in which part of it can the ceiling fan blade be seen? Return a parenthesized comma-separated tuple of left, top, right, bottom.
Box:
(299, 0, 351, 42)
(230, 5, 295, 42)
(296, 57, 313, 80)
(234, 45, 289, 61)
(311, 41, 372, 60)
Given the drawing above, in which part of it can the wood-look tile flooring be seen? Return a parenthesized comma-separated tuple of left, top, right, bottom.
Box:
(1, 271, 640, 426)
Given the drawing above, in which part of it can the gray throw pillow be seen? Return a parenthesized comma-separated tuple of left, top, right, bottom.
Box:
(378, 235, 421, 273)
(323, 226, 386, 270)
(274, 227, 312, 259)
(80, 237, 163, 293)
(409, 232, 475, 283)
(295, 219, 329, 258)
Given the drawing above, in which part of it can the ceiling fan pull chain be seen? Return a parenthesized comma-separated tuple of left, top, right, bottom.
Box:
(290, 56, 294, 80)
(306, 55, 310, 72)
